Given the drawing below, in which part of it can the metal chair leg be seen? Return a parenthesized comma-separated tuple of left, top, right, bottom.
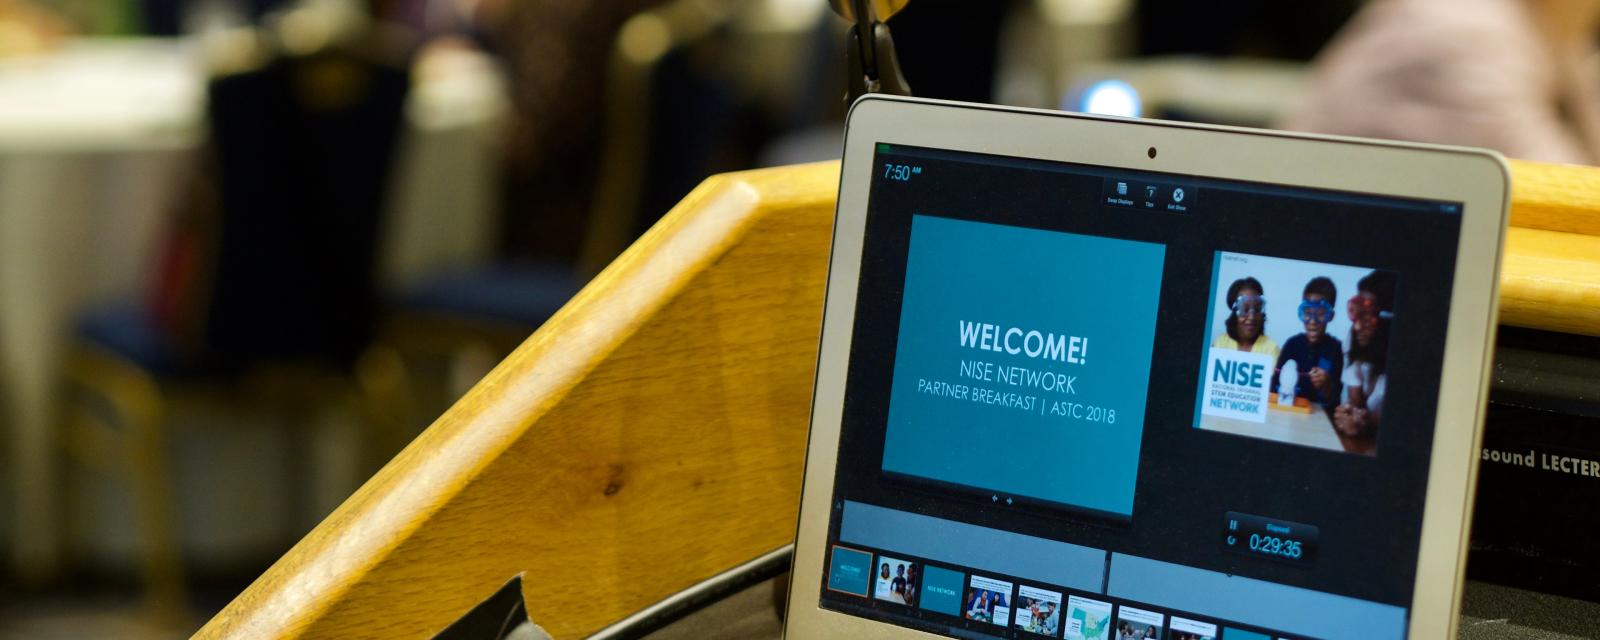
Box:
(62, 346, 189, 627)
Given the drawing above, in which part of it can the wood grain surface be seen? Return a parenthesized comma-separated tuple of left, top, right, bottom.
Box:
(196, 158, 1600, 640)
(1509, 159, 1600, 236)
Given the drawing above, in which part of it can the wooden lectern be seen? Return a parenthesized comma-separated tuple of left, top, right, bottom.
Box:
(196, 159, 1600, 639)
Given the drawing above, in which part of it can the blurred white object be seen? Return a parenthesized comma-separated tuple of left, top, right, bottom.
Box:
(0, 39, 198, 582)
(0, 39, 202, 152)
(993, 0, 1135, 109)
(0, 37, 507, 580)
(1280, 360, 1298, 406)
(1063, 56, 1308, 127)
(1079, 78, 1141, 117)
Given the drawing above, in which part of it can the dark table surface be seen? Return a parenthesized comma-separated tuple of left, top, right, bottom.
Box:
(1459, 581, 1600, 639)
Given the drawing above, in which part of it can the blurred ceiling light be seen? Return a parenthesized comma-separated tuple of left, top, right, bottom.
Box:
(620, 13, 672, 64)
(1079, 78, 1140, 117)
(276, 0, 364, 57)
(829, 0, 911, 23)
(755, 0, 829, 32)
(1039, 0, 1131, 25)
(279, 10, 331, 56)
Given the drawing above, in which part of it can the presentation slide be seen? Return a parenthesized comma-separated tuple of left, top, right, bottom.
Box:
(883, 215, 1166, 517)
(826, 546, 873, 597)
(1014, 585, 1063, 637)
(1193, 251, 1397, 456)
(872, 556, 920, 607)
(1065, 595, 1114, 640)
(919, 565, 966, 616)
(964, 574, 1014, 627)
(1117, 605, 1164, 639)
(1169, 616, 1218, 640)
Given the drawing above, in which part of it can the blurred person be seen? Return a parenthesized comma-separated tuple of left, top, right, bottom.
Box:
(1285, 0, 1600, 164)
(471, 0, 667, 261)
(480, 0, 1027, 262)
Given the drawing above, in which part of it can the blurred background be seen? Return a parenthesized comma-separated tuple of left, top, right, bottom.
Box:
(0, 0, 1595, 636)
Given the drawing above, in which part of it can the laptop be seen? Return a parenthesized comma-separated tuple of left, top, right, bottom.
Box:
(785, 95, 1509, 639)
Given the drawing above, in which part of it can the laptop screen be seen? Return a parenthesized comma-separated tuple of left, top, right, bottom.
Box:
(818, 143, 1464, 640)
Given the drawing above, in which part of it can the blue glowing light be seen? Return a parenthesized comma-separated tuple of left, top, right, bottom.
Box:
(1079, 79, 1141, 118)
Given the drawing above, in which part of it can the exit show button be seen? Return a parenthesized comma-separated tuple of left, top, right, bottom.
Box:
(1100, 178, 1195, 212)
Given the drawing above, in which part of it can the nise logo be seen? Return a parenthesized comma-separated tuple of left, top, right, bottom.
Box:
(1212, 359, 1266, 387)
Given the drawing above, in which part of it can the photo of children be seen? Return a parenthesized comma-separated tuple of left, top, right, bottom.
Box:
(963, 575, 1014, 626)
(1013, 585, 1063, 636)
(872, 556, 920, 607)
(1116, 605, 1164, 639)
(1332, 271, 1395, 456)
(1194, 251, 1396, 456)
(1167, 616, 1217, 640)
(1065, 595, 1113, 640)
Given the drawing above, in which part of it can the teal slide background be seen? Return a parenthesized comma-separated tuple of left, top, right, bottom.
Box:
(920, 565, 966, 615)
(882, 215, 1165, 517)
(827, 547, 873, 596)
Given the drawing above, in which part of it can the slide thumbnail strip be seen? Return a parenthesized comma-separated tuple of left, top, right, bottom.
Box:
(1106, 553, 1404, 639)
(840, 501, 1107, 592)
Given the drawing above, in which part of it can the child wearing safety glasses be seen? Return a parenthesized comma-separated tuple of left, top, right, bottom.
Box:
(1333, 271, 1395, 454)
(1271, 277, 1345, 406)
(1212, 277, 1280, 359)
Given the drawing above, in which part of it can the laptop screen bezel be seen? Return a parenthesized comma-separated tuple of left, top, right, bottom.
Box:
(785, 95, 1508, 640)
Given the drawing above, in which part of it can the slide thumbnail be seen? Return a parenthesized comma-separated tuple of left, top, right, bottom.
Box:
(1116, 605, 1164, 639)
(1168, 616, 1218, 640)
(826, 546, 873, 597)
(963, 575, 1014, 627)
(1065, 595, 1113, 640)
(919, 565, 966, 616)
(872, 556, 921, 607)
(1194, 251, 1396, 456)
(884, 215, 1166, 517)
(1014, 585, 1063, 637)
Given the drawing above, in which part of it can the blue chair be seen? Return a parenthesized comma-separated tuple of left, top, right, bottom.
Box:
(63, 33, 410, 624)
(379, 0, 747, 378)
